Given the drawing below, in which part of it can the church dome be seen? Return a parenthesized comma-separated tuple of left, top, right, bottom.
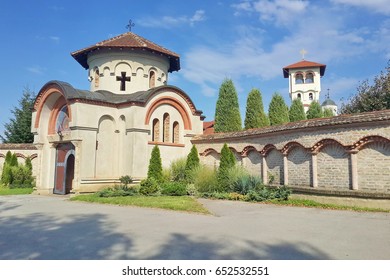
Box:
(322, 98, 337, 107)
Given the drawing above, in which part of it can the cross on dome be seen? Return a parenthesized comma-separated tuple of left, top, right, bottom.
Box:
(300, 49, 307, 60)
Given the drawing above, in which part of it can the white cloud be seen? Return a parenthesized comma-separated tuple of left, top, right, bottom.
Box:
(331, 0, 390, 15)
(50, 36, 60, 43)
(138, 10, 206, 28)
(26, 66, 46, 75)
(233, 0, 309, 25)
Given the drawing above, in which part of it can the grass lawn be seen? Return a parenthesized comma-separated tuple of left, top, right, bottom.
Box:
(0, 187, 34, 195)
(268, 198, 390, 213)
(70, 194, 210, 214)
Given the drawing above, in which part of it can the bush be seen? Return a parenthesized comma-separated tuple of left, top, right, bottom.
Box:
(161, 181, 187, 196)
(170, 158, 187, 182)
(97, 185, 139, 197)
(1, 164, 12, 186)
(192, 165, 220, 193)
(139, 177, 160, 196)
(9, 165, 34, 189)
(233, 174, 263, 195)
(119, 175, 133, 187)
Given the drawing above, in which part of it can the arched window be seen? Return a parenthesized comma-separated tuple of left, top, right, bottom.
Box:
(149, 71, 156, 88)
(305, 72, 314, 83)
(94, 68, 100, 88)
(172, 121, 179, 144)
(163, 113, 170, 142)
(295, 73, 304, 84)
(56, 105, 70, 133)
(309, 92, 314, 100)
(152, 118, 160, 142)
(297, 93, 302, 99)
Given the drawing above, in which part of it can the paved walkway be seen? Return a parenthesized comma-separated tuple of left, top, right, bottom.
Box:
(0, 195, 389, 260)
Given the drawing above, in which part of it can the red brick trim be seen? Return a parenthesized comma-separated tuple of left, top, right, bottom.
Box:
(311, 138, 346, 154)
(241, 145, 258, 157)
(148, 141, 185, 147)
(351, 135, 390, 151)
(200, 148, 219, 156)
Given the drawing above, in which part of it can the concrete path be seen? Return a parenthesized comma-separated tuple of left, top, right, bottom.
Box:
(0, 195, 389, 260)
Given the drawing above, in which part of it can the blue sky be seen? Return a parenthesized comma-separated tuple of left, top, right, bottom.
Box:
(1, 0, 390, 138)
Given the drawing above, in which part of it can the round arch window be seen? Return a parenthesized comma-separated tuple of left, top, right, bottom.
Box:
(56, 105, 70, 133)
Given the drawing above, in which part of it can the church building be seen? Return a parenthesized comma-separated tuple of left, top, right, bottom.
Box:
(31, 32, 204, 194)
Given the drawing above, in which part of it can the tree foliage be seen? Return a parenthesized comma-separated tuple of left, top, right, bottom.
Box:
(214, 79, 242, 132)
(289, 98, 306, 122)
(1, 152, 34, 188)
(147, 145, 163, 183)
(341, 61, 390, 114)
(244, 88, 269, 129)
(1, 87, 35, 143)
(218, 143, 236, 189)
(306, 101, 323, 119)
(185, 145, 200, 182)
(323, 108, 334, 117)
(268, 93, 289, 125)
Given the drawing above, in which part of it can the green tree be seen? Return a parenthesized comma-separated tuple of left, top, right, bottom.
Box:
(185, 145, 200, 182)
(341, 61, 390, 114)
(306, 101, 323, 119)
(218, 143, 236, 190)
(147, 145, 163, 183)
(323, 108, 334, 117)
(214, 79, 242, 132)
(244, 88, 269, 129)
(289, 98, 306, 122)
(1, 151, 13, 185)
(10, 154, 18, 167)
(1, 87, 35, 143)
(268, 93, 289, 125)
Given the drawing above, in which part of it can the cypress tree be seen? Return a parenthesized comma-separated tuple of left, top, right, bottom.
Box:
(147, 145, 163, 183)
(289, 98, 306, 122)
(218, 143, 236, 190)
(268, 93, 290, 125)
(307, 101, 323, 119)
(323, 108, 334, 117)
(10, 153, 18, 167)
(244, 88, 269, 129)
(1, 151, 13, 185)
(214, 79, 242, 132)
(185, 145, 200, 183)
(1, 87, 35, 143)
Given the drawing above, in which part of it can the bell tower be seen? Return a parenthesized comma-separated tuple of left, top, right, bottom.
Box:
(283, 50, 326, 112)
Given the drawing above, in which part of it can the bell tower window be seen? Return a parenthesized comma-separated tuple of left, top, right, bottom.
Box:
(149, 71, 156, 88)
(295, 73, 304, 84)
(305, 72, 314, 83)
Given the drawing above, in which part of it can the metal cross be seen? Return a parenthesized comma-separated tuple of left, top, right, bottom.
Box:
(327, 88, 330, 99)
(300, 49, 307, 60)
(126, 20, 135, 32)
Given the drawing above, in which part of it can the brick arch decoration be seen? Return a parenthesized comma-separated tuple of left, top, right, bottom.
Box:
(281, 141, 309, 155)
(48, 96, 70, 135)
(241, 146, 258, 157)
(350, 135, 390, 151)
(0, 153, 5, 158)
(14, 153, 27, 160)
(228, 147, 239, 154)
(145, 96, 192, 130)
(200, 148, 219, 156)
(260, 144, 278, 156)
(34, 83, 72, 130)
(30, 153, 38, 160)
(311, 138, 346, 154)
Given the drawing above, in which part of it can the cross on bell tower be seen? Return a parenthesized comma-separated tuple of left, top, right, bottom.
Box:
(116, 72, 131, 91)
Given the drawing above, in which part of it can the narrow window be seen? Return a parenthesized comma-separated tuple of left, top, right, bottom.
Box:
(295, 73, 304, 84)
(149, 71, 156, 88)
(94, 69, 100, 88)
(152, 118, 160, 142)
(163, 113, 170, 142)
(172, 121, 179, 144)
(297, 93, 302, 99)
(309, 92, 314, 100)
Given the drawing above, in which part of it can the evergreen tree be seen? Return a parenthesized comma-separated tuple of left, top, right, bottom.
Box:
(147, 145, 163, 183)
(323, 108, 334, 117)
(289, 98, 306, 122)
(218, 143, 236, 189)
(214, 79, 242, 132)
(25, 157, 33, 171)
(1, 87, 35, 143)
(1, 151, 12, 185)
(268, 93, 290, 125)
(185, 145, 200, 172)
(10, 154, 18, 167)
(244, 88, 269, 129)
(341, 60, 390, 114)
(306, 101, 323, 119)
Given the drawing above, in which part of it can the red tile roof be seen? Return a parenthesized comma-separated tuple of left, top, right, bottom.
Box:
(203, 121, 215, 135)
(71, 32, 180, 72)
(283, 60, 326, 78)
